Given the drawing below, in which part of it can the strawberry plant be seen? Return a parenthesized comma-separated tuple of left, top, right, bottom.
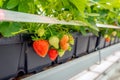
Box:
(0, 0, 120, 60)
(27, 24, 75, 60)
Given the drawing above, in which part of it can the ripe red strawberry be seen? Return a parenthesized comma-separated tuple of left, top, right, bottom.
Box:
(33, 40, 49, 57)
(105, 37, 110, 42)
(48, 49, 58, 61)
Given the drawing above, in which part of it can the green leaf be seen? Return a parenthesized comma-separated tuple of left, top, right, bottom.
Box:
(61, 0, 70, 8)
(111, 0, 120, 8)
(89, 24, 99, 31)
(0, 22, 21, 37)
(99, 0, 112, 3)
(69, 0, 87, 17)
(89, 28, 99, 36)
(18, 2, 29, 13)
(0, 0, 3, 7)
(83, 19, 99, 31)
(6, 0, 19, 9)
(86, 13, 100, 16)
(80, 26, 87, 35)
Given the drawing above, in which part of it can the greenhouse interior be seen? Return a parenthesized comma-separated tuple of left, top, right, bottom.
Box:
(0, 0, 120, 80)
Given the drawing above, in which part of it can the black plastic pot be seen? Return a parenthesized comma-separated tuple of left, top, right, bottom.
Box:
(117, 37, 119, 43)
(110, 37, 115, 45)
(87, 34, 97, 53)
(57, 33, 77, 63)
(96, 36, 105, 49)
(57, 46, 75, 63)
(75, 33, 89, 57)
(104, 36, 111, 47)
(104, 41, 110, 47)
(0, 35, 23, 80)
(25, 41, 52, 73)
(118, 38, 120, 43)
(115, 37, 119, 43)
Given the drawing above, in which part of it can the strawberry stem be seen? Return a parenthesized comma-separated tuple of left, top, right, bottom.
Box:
(48, 27, 53, 36)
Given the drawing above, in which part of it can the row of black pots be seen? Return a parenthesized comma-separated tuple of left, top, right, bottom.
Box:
(25, 32, 98, 74)
(57, 33, 97, 63)
(97, 36, 120, 50)
(0, 33, 119, 80)
(0, 35, 24, 80)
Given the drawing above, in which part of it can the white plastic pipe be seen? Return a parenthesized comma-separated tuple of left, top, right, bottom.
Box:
(96, 23, 120, 29)
(0, 9, 86, 26)
(0, 9, 120, 29)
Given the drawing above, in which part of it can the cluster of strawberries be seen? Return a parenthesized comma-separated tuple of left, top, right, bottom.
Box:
(104, 31, 117, 42)
(33, 34, 74, 61)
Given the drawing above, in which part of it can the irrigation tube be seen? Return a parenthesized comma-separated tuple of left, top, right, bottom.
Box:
(0, 9, 120, 29)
